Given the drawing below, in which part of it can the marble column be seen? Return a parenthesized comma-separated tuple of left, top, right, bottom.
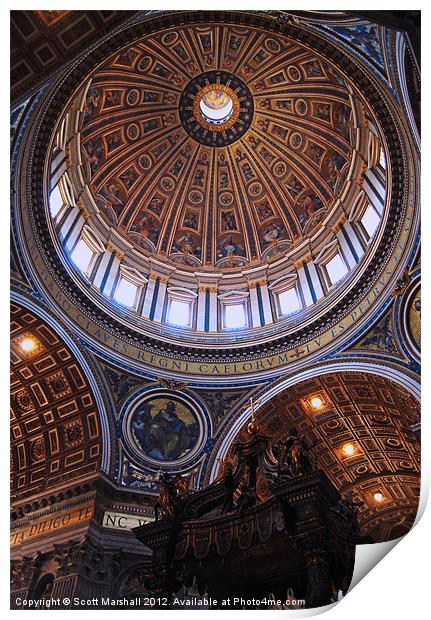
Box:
(297, 261, 323, 307)
(257, 280, 273, 325)
(249, 284, 261, 328)
(196, 286, 207, 332)
(102, 251, 122, 297)
(343, 221, 366, 258)
(50, 150, 67, 189)
(141, 274, 158, 319)
(152, 277, 168, 323)
(59, 206, 83, 250)
(363, 167, 385, 216)
(208, 287, 218, 331)
(93, 248, 115, 290)
(337, 227, 358, 269)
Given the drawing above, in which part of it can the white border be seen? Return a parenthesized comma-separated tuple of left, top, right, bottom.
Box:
(4, 3, 427, 620)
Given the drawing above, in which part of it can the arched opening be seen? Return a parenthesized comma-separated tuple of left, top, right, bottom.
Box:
(215, 370, 420, 542)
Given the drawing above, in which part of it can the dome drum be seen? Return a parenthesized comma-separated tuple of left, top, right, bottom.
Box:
(16, 12, 418, 376)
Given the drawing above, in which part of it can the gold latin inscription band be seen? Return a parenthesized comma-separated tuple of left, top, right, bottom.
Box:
(20, 197, 415, 378)
(10, 503, 94, 546)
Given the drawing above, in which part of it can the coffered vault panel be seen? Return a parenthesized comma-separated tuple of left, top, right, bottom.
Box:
(232, 372, 420, 542)
(10, 304, 103, 499)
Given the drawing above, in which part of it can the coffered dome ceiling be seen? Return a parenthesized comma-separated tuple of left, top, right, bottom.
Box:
(17, 12, 418, 378)
(72, 24, 358, 271)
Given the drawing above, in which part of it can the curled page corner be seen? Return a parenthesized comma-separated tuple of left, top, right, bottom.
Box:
(337, 472, 429, 608)
(272, 481, 428, 617)
(264, 538, 412, 617)
(348, 539, 402, 592)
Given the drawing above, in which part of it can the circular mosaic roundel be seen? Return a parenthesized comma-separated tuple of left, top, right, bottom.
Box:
(408, 288, 421, 351)
(123, 390, 207, 469)
(401, 279, 421, 362)
(179, 71, 254, 146)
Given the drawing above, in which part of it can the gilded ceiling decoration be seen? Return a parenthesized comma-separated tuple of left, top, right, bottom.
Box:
(234, 372, 420, 541)
(33, 10, 71, 27)
(351, 307, 402, 357)
(77, 24, 355, 270)
(10, 304, 102, 499)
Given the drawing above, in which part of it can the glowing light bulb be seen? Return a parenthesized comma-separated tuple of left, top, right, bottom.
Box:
(310, 396, 323, 409)
(373, 491, 384, 502)
(342, 443, 355, 456)
(21, 338, 36, 352)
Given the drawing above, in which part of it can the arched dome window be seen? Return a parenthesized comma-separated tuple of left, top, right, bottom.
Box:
(113, 266, 148, 310)
(69, 225, 105, 278)
(166, 288, 198, 329)
(218, 291, 250, 330)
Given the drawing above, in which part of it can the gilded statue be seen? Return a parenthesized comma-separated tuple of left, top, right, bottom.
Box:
(153, 473, 189, 521)
(277, 427, 313, 478)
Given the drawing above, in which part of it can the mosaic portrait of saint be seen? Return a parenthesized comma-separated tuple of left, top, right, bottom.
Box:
(130, 398, 199, 462)
(408, 288, 421, 350)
